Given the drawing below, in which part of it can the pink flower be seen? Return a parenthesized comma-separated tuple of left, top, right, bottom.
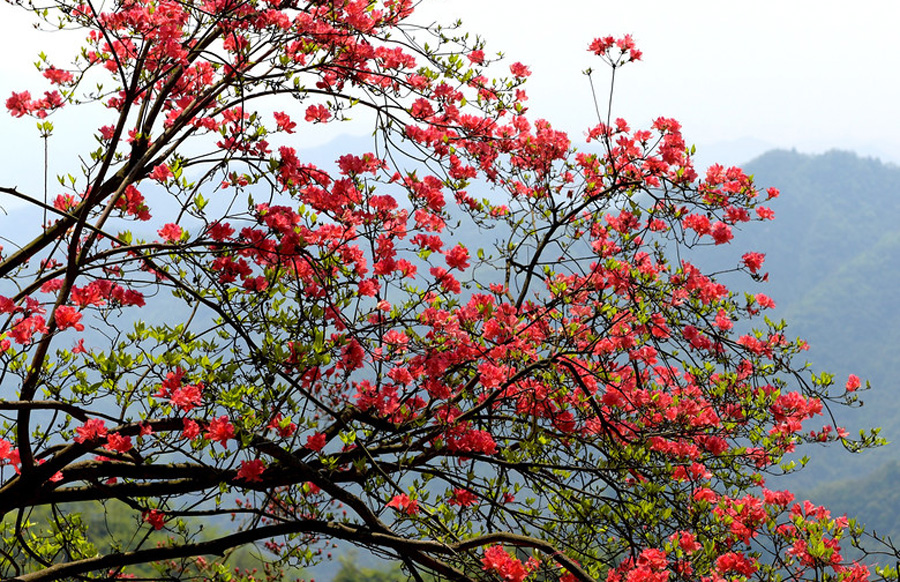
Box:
(98, 125, 116, 140)
(6, 91, 34, 117)
(158, 223, 183, 242)
(467, 50, 485, 64)
(382, 329, 409, 350)
(755, 293, 775, 309)
(509, 62, 531, 78)
(846, 374, 861, 392)
(55, 306, 84, 331)
(237, 459, 266, 482)
(714, 309, 733, 331)
(43, 67, 74, 85)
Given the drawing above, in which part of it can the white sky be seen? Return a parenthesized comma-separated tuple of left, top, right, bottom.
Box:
(420, 0, 900, 166)
(1, 0, 900, 200)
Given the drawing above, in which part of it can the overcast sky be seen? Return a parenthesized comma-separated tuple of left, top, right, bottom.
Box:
(2, 0, 899, 199)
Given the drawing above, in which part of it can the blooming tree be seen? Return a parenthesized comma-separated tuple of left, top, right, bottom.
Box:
(0, 1, 891, 581)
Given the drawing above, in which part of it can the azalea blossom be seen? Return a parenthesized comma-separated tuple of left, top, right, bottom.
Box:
(205, 416, 235, 448)
(386, 493, 419, 515)
(237, 459, 266, 482)
(74, 419, 107, 443)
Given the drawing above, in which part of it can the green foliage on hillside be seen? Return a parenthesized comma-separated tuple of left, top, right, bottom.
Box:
(1, 500, 301, 580)
(740, 149, 900, 530)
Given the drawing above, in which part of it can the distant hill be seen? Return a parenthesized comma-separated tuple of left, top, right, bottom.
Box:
(735, 150, 900, 515)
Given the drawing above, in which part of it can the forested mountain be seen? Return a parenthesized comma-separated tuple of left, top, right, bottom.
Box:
(736, 149, 900, 526)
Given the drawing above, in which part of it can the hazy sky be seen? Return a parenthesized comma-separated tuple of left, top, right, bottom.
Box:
(2, 0, 900, 190)
(419, 1, 900, 166)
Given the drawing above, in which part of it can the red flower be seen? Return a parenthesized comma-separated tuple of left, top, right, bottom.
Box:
(509, 62, 531, 78)
(0, 439, 20, 471)
(267, 413, 297, 438)
(386, 493, 419, 515)
(207, 221, 235, 241)
(445, 244, 470, 270)
(742, 252, 765, 274)
(846, 374, 861, 392)
(273, 111, 296, 133)
(467, 50, 485, 64)
(237, 459, 266, 482)
(149, 164, 173, 182)
(448, 488, 478, 507)
(206, 416, 235, 448)
(182, 418, 200, 440)
(106, 432, 133, 453)
(710, 221, 733, 245)
(429, 267, 461, 294)
(143, 509, 166, 530)
(74, 418, 107, 443)
(169, 383, 202, 412)
(589, 36, 615, 55)
(305, 104, 331, 123)
(305, 432, 327, 451)
(157, 223, 183, 242)
(714, 309, 733, 331)
(716, 551, 757, 576)
(6, 91, 34, 117)
(482, 545, 529, 582)
(55, 306, 84, 331)
(755, 293, 776, 309)
(43, 67, 74, 85)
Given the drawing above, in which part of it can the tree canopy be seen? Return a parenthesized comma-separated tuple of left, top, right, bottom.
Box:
(0, 1, 891, 581)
